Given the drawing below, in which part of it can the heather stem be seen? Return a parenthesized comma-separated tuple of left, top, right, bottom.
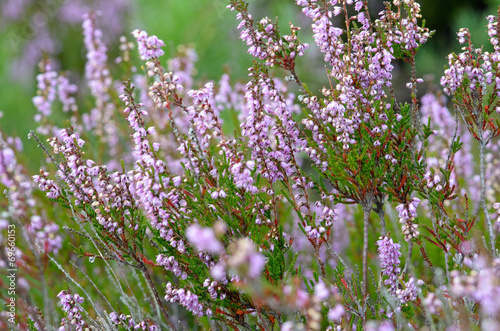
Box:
(409, 56, 424, 139)
(374, 198, 386, 236)
(362, 205, 371, 313)
(140, 263, 176, 330)
(444, 252, 451, 284)
(379, 210, 386, 237)
(41, 269, 52, 326)
(403, 241, 413, 274)
(479, 141, 495, 252)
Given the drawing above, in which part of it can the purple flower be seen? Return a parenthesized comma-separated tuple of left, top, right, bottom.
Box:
(164, 282, 210, 317)
(396, 197, 420, 241)
(132, 29, 165, 61)
(57, 290, 87, 330)
(33, 171, 61, 199)
(328, 303, 345, 322)
(441, 22, 500, 97)
(82, 13, 120, 159)
(423, 292, 443, 315)
(109, 311, 158, 330)
(230, 160, 258, 194)
(396, 277, 422, 304)
(377, 236, 402, 295)
(57, 74, 78, 113)
(83, 13, 112, 107)
(186, 224, 223, 254)
(314, 281, 330, 301)
(156, 254, 187, 279)
(227, 238, 266, 279)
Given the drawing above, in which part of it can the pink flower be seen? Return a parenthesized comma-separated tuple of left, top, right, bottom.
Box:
(132, 29, 165, 61)
(186, 224, 223, 253)
(328, 304, 345, 322)
(227, 238, 266, 279)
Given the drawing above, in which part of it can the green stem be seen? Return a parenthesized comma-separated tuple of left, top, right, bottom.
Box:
(479, 141, 495, 252)
(362, 205, 370, 319)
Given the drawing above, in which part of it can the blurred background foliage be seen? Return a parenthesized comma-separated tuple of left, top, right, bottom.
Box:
(0, 0, 498, 170)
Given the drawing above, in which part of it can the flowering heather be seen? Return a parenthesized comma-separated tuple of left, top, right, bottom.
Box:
(186, 224, 223, 254)
(109, 312, 159, 331)
(57, 290, 87, 330)
(377, 236, 402, 295)
(396, 197, 420, 241)
(132, 29, 166, 61)
(3, 1, 500, 331)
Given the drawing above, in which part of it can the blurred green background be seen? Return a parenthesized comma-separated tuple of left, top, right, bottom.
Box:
(0, 0, 499, 168)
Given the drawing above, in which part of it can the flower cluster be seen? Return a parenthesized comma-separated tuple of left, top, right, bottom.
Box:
(439, 12, 500, 254)
(422, 292, 443, 315)
(377, 236, 402, 295)
(494, 202, 500, 220)
(226, 238, 266, 279)
(57, 290, 87, 331)
(295, 0, 399, 160)
(32, 60, 79, 136)
(396, 198, 420, 241)
(33, 171, 61, 199)
(382, 0, 430, 51)
(132, 29, 165, 61)
(82, 13, 121, 162)
(164, 282, 209, 317)
(241, 67, 306, 183)
(186, 224, 223, 254)
(423, 171, 442, 191)
(295, 0, 344, 66)
(1, 134, 62, 255)
(377, 236, 422, 304)
(441, 27, 500, 96)
(32, 67, 57, 120)
(109, 312, 158, 331)
(396, 277, 422, 304)
(229, 1, 309, 68)
(419, 92, 477, 199)
(203, 278, 227, 300)
(156, 254, 188, 280)
(83, 13, 112, 108)
(29, 216, 62, 255)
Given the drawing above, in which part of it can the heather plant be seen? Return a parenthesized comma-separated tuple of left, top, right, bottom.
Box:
(3, 0, 500, 330)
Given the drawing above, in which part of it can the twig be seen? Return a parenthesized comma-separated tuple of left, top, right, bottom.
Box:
(403, 241, 413, 274)
(479, 140, 495, 252)
(140, 263, 176, 330)
(361, 204, 371, 319)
